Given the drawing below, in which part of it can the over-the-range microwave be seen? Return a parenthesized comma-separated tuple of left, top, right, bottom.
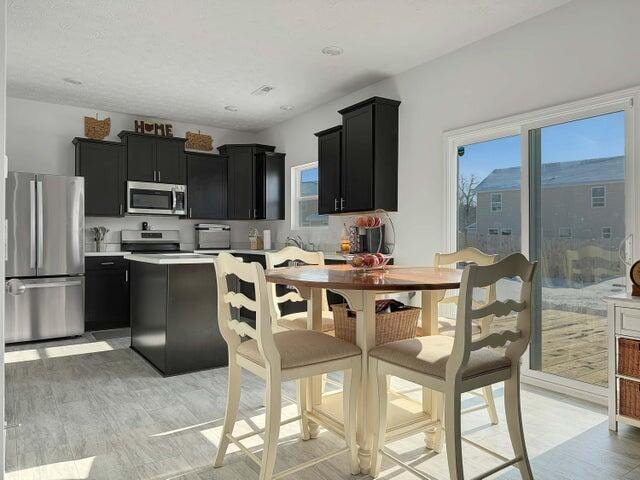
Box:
(127, 181, 186, 216)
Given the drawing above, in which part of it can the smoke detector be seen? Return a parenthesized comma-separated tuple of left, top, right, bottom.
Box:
(251, 85, 275, 96)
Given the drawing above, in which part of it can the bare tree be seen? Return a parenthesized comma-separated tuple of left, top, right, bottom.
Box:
(458, 174, 478, 246)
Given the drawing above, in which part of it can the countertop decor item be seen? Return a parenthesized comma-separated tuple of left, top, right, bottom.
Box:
(248, 228, 263, 250)
(344, 209, 395, 270)
(185, 130, 213, 151)
(89, 226, 109, 252)
(84, 114, 110, 140)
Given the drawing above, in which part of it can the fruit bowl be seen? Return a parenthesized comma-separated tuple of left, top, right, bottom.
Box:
(343, 252, 392, 271)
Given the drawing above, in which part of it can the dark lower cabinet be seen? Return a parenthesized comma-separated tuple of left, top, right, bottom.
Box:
(85, 256, 129, 331)
(186, 152, 228, 219)
(74, 138, 125, 216)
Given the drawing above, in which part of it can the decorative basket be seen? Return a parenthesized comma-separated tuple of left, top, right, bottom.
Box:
(618, 338, 640, 378)
(332, 302, 419, 346)
(620, 378, 640, 420)
(84, 115, 111, 140)
(186, 131, 213, 151)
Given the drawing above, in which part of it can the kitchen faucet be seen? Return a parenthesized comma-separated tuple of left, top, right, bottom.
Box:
(285, 235, 305, 249)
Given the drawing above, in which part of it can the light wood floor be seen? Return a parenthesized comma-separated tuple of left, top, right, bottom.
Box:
(6, 331, 640, 480)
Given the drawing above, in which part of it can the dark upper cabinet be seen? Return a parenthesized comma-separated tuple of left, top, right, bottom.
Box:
(119, 131, 186, 184)
(73, 137, 126, 216)
(335, 96, 400, 213)
(217, 144, 281, 220)
(186, 152, 228, 219)
(157, 140, 186, 184)
(315, 126, 342, 214)
(85, 256, 129, 331)
(256, 152, 285, 220)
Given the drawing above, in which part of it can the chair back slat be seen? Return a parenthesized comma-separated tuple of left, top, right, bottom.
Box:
(447, 252, 537, 378)
(214, 252, 281, 369)
(265, 246, 330, 323)
(434, 247, 498, 332)
(471, 299, 527, 320)
(223, 291, 259, 312)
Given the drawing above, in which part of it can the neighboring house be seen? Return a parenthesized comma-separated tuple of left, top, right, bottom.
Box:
(469, 156, 624, 261)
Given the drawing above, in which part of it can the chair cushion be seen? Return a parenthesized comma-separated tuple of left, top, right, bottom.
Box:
(369, 335, 511, 380)
(237, 330, 361, 370)
(278, 310, 334, 332)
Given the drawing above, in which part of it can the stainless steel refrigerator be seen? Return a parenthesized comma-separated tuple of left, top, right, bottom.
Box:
(5, 172, 85, 343)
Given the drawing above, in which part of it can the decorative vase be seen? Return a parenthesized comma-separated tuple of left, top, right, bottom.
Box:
(96, 240, 104, 252)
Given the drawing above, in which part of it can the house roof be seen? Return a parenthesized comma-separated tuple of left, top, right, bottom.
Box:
(475, 156, 624, 192)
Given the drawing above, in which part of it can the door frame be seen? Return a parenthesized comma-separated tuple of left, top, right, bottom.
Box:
(443, 86, 638, 404)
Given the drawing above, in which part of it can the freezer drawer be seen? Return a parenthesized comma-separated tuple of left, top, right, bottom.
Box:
(5, 276, 85, 343)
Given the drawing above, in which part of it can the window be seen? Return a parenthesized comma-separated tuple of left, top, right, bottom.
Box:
(591, 186, 606, 208)
(291, 162, 328, 229)
(501, 228, 512, 236)
(490, 193, 502, 212)
(488, 228, 499, 235)
(602, 227, 612, 239)
(559, 227, 573, 239)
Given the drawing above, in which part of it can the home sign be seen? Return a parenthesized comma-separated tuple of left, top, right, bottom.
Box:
(134, 120, 174, 137)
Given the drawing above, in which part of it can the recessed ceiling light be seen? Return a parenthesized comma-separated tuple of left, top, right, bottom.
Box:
(63, 77, 82, 85)
(280, 105, 295, 111)
(224, 105, 239, 112)
(321, 46, 343, 56)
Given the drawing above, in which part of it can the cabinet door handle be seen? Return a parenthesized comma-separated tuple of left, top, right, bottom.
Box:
(189, 207, 193, 218)
(125, 270, 129, 282)
(119, 204, 123, 216)
(254, 208, 258, 219)
(158, 170, 161, 182)
(340, 197, 345, 211)
(334, 198, 338, 211)
(153, 170, 156, 182)
(100, 261, 115, 266)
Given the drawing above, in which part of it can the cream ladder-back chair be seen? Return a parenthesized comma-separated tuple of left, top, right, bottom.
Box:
(434, 247, 499, 425)
(213, 253, 362, 480)
(370, 253, 537, 480)
(265, 246, 334, 332)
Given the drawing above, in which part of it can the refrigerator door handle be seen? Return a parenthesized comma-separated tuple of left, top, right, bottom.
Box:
(23, 280, 83, 289)
(29, 180, 36, 269)
(36, 180, 43, 269)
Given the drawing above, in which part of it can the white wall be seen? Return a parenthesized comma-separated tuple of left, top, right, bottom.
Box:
(255, 0, 640, 265)
(6, 97, 260, 250)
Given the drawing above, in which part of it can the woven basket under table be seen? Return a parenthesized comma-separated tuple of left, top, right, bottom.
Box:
(620, 378, 640, 420)
(619, 338, 640, 378)
(332, 303, 419, 346)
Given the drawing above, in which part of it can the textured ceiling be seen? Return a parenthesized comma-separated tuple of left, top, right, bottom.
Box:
(7, 0, 569, 132)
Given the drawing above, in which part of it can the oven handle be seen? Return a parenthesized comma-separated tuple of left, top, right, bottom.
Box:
(172, 189, 177, 210)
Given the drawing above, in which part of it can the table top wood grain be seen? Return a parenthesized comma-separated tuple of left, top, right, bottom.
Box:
(264, 264, 462, 291)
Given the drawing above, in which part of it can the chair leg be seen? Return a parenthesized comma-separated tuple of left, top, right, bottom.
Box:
(370, 359, 388, 478)
(432, 392, 445, 453)
(482, 386, 499, 425)
(504, 371, 533, 480)
(444, 385, 464, 480)
(297, 378, 311, 441)
(343, 360, 361, 475)
(214, 360, 242, 468)
(259, 372, 282, 480)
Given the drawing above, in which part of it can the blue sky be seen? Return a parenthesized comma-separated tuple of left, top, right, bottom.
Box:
(459, 111, 625, 181)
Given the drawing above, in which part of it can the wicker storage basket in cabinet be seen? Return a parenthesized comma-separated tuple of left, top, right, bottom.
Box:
(332, 302, 419, 346)
(619, 338, 640, 378)
(620, 379, 640, 420)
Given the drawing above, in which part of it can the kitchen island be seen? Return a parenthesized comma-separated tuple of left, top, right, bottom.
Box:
(126, 253, 227, 375)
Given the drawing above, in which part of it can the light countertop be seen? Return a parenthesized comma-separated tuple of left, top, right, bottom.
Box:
(193, 249, 350, 261)
(125, 253, 215, 265)
(85, 251, 131, 257)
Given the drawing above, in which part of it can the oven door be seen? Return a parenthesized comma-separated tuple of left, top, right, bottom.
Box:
(127, 181, 186, 215)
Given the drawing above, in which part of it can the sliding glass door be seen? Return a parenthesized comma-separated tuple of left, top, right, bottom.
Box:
(527, 111, 626, 389)
(452, 99, 632, 397)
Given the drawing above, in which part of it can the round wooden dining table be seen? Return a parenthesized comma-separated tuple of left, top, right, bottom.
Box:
(265, 263, 462, 474)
